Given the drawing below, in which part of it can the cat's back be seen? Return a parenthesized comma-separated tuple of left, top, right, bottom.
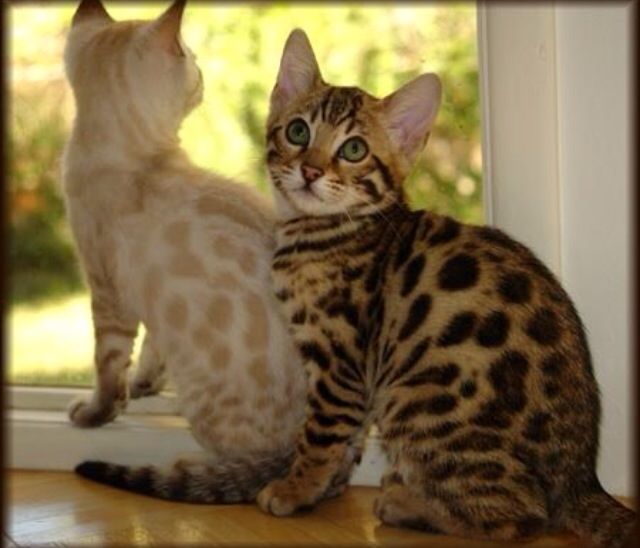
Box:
(121, 162, 304, 456)
(132, 152, 275, 231)
(120, 157, 279, 315)
(386, 210, 593, 371)
(379, 209, 600, 485)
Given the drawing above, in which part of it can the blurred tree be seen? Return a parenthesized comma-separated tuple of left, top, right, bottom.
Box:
(9, 82, 83, 304)
(9, 3, 482, 305)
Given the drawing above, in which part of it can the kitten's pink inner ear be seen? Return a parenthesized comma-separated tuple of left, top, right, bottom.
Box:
(271, 29, 322, 113)
(150, 0, 187, 56)
(72, 0, 113, 27)
(383, 73, 442, 161)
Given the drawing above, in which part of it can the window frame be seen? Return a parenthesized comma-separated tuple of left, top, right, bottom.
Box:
(8, 4, 562, 487)
(9, 385, 177, 414)
(477, 3, 561, 274)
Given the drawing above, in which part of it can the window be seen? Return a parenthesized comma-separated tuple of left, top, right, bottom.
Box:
(9, 3, 482, 389)
(9, 2, 483, 480)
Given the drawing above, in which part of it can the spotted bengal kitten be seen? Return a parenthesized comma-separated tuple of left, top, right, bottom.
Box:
(256, 29, 637, 546)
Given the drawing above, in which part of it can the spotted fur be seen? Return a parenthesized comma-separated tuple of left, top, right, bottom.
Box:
(256, 29, 637, 547)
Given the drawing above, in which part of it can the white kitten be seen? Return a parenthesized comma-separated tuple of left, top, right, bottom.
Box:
(64, 0, 308, 502)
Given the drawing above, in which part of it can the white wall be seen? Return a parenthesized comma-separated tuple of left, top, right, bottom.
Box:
(555, 4, 633, 495)
(479, 6, 561, 272)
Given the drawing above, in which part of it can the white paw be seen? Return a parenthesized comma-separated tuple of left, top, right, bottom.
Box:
(129, 366, 166, 399)
(68, 396, 118, 427)
(129, 378, 163, 399)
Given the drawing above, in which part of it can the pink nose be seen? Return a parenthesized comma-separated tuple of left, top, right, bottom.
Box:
(301, 164, 324, 184)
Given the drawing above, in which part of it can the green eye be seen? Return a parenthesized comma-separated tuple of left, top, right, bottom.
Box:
(286, 119, 310, 146)
(340, 137, 369, 162)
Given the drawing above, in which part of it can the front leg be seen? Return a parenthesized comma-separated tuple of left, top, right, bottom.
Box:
(130, 332, 167, 399)
(323, 434, 366, 499)
(257, 342, 366, 516)
(69, 293, 137, 427)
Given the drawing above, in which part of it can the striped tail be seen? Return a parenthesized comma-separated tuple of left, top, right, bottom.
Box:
(564, 481, 637, 547)
(75, 449, 294, 503)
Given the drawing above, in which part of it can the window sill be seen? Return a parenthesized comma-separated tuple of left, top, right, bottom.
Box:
(9, 385, 178, 414)
(8, 408, 201, 470)
(7, 387, 386, 486)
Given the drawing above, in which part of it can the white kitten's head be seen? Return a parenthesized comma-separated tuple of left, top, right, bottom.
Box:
(64, 0, 203, 140)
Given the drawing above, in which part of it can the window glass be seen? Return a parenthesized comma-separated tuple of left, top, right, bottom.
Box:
(9, 3, 482, 386)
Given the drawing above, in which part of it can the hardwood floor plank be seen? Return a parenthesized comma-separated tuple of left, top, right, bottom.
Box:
(6, 470, 631, 547)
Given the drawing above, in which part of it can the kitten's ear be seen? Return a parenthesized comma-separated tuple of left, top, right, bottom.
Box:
(271, 29, 322, 114)
(382, 73, 442, 163)
(72, 0, 113, 27)
(148, 0, 187, 56)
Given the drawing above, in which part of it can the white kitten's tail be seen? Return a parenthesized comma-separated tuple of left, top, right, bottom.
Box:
(75, 449, 294, 503)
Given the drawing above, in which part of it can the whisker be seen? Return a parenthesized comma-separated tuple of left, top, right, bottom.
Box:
(340, 204, 358, 234)
(343, 186, 402, 240)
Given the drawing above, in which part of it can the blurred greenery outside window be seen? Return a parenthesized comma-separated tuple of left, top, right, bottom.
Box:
(9, 3, 482, 387)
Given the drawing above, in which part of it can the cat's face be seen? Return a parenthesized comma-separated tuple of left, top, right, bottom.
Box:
(65, 0, 203, 131)
(266, 30, 441, 220)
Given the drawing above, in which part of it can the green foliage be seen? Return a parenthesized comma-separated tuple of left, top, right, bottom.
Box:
(9, 83, 83, 304)
(179, 3, 484, 215)
(9, 3, 482, 305)
(11, 367, 94, 387)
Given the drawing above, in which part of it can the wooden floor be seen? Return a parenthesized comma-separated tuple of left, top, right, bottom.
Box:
(4, 470, 627, 547)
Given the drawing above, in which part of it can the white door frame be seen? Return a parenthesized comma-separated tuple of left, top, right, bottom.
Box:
(478, 3, 561, 274)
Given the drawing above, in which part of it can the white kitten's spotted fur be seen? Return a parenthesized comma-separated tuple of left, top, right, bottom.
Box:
(65, 0, 308, 501)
